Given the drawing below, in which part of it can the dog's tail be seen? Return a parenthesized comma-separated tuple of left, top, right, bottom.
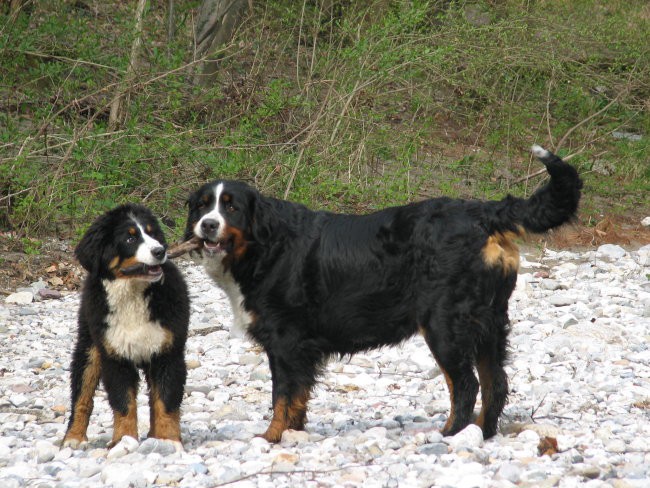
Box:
(487, 145, 583, 235)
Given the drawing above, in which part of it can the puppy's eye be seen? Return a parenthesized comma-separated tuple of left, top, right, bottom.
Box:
(197, 202, 205, 209)
(226, 204, 236, 213)
(126, 236, 137, 244)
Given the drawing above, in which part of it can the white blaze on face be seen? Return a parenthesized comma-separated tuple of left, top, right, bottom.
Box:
(194, 182, 227, 240)
(130, 215, 165, 265)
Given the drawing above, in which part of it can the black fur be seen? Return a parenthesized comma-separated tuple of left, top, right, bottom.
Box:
(63, 204, 190, 448)
(185, 147, 582, 442)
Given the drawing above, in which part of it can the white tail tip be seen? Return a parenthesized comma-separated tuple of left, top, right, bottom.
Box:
(531, 144, 550, 158)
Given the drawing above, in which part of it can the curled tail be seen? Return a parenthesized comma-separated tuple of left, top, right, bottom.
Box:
(488, 146, 583, 235)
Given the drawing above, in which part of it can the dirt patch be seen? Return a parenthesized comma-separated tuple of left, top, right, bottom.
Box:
(0, 234, 83, 296)
(537, 215, 650, 250)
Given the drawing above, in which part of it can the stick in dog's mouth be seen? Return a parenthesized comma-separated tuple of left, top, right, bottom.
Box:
(167, 236, 204, 259)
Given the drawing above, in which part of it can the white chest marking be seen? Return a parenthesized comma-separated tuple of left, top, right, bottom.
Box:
(202, 256, 253, 338)
(103, 279, 170, 362)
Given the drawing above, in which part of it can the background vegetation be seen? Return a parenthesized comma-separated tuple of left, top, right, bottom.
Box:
(1, 0, 648, 244)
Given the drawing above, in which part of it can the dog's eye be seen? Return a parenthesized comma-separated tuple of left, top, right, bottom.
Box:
(125, 236, 137, 244)
(226, 204, 236, 213)
(197, 202, 205, 209)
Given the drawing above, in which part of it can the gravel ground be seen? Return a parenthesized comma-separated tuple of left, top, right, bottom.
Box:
(1, 244, 649, 488)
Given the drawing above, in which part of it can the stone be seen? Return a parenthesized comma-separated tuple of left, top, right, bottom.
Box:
(33, 441, 57, 464)
(444, 424, 484, 450)
(597, 244, 626, 260)
(280, 429, 310, 446)
(5, 292, 33, 305)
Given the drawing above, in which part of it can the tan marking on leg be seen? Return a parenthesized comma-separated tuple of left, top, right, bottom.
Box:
(441, 370, 456, 433)
(110, 387, 138, 447)
(148, 385, 181, 443)
(287, 388, 310, 430)
(62, 346, 102, 448)
(261, 388, 311, 443)
(262, 397, 288, 443)
(475, 358, 492, 429)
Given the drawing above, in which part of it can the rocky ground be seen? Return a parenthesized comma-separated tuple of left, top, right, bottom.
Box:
(1, 243, 649, 488)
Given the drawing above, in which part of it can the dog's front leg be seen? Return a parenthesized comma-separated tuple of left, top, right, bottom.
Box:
(260, 347, 319, 443)
(62, 341, 102, 449)
(102, 357, 140, 447)
(145, 354, 186, 443)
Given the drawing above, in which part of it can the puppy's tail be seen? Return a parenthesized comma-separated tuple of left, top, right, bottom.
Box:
(488, 145, 583, 235)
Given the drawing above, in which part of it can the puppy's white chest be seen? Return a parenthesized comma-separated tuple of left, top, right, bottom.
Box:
(102, 280, 170, 363)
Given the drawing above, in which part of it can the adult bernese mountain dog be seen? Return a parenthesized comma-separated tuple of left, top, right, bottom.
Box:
(184, 145, 582, 443)
(62, 204, 190, 448)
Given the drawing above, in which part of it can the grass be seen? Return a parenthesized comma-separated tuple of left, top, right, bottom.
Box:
(0, 0, 648, 240)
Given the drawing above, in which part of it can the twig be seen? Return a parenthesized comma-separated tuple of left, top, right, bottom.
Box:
(555, 91, 624, 152)
(9, 49, 123, 73)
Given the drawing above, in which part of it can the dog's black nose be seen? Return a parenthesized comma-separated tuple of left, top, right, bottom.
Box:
(201, 218, 219, 236)
(151, 246, 166, 261)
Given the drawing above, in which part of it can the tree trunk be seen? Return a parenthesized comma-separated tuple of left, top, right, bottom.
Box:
(193, 0, 251, 86)
(108, 0, 148, 130)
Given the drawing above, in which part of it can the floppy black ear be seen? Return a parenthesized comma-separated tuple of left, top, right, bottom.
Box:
(183, 194, 196, 242)
(250, 193, 280, 246)
(75, 216, 109, 273)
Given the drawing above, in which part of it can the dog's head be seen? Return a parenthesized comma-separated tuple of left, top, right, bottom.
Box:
(76, 204, 168, 282)
(184, 180, 278, 262)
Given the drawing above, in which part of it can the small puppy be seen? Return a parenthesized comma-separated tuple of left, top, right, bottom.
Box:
(183, 146, 582, 442)
(62, 204, 190, 448)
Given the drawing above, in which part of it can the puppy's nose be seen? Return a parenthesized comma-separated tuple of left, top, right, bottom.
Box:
(201, 218, 219, 236)
(151, 246, 166, 261)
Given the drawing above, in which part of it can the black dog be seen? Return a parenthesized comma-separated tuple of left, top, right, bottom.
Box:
(185, 145, 581, 442)
(63, 204, 190, 448)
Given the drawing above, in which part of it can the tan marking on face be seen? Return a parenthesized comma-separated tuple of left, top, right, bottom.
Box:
(225, 226, 248, 260)
(146, 224, 152, 234)
(222, 193, 231, 203)
(482, 230, 521, 273)
(110, 387, 138, 447)
(112, 256, 141, 279)
(109, 256, 120, 273)
(148, 385, 182, 443)
(62, 346, 102, 446)
(128, 227, 137, 236)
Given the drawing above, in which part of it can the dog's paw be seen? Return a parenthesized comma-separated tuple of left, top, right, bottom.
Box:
(61, 435, 88, 450)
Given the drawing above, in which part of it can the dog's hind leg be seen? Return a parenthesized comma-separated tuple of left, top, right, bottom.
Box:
(475, 321, 509, 439)
(62, 340, 101, 448)
(102, 357, 140, 447)
(421, 326, 479, 437)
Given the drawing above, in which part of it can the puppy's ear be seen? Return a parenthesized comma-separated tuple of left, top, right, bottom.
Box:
(250, 193, 280, 246)
(75, 217, 108, 273)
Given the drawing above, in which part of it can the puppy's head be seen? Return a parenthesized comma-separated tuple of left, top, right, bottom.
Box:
(184, 180, 276, 262)
(76, 204, 168, 282)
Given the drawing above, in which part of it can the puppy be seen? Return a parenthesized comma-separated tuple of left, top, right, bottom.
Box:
(62, 204, 190, 448)
(184, 146, 582, 442)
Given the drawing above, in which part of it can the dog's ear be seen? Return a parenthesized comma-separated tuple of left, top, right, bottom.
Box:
(250, 192, 280, 246)
(183, 194, 196, 242)
(75, 216, 108, 273)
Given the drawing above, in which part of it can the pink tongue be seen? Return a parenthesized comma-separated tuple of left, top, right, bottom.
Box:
(204, 241, 219, 249)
